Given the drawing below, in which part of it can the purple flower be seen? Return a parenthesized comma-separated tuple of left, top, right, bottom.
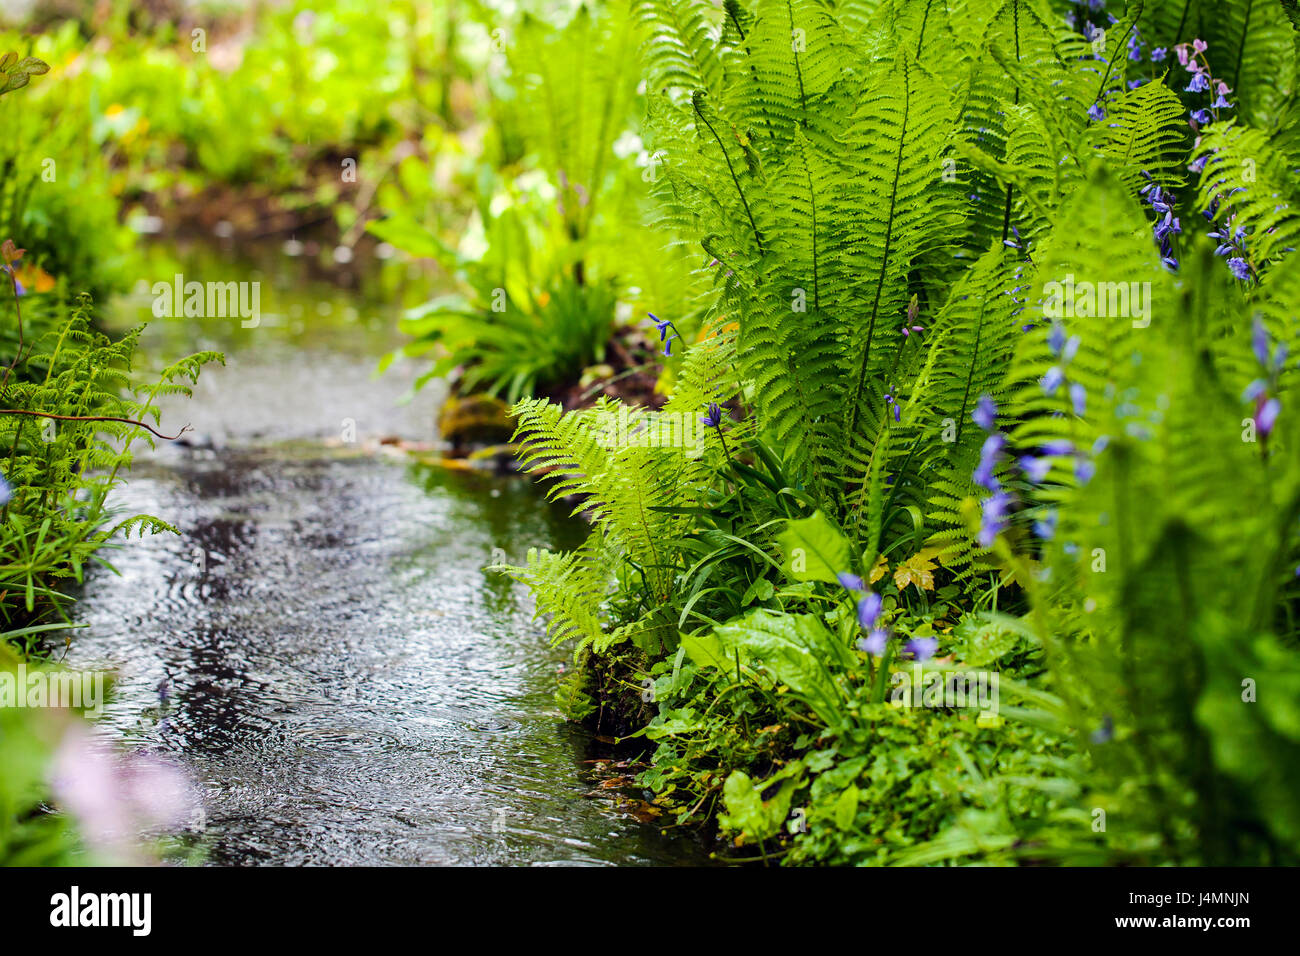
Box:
(978, 492, 1012, 548)
(1019, 455, 1052, 483)
(838, 572, 864, 592)
(1186, 72, 1210, 93)
(700, 402, 724, 428)
(50, 726, 196, 864)
(904, 637, 938, 662)
(649, 313, 672, 341)
(1212, 94, 1233, 109)
(1048, 323, 1067, 357)
(1228, 257, 1251, 281)
(1091, 715, 1115, 744)
(1244, 379, 1268, 402)
(1092, 435, 1110, 455)
(1070, 382, 1087, 416)
(1075, 458, 1097, 485)
(973, 394, 997, 432)
(1252, 318, 1271, 367)
(663, 336, 675, 357)
(0, 473, 10, 507)
(1042, 366, 1065, 396)
(974, 433, 1005, 491)
(857, 592, 883, 629)
(1153, 211, 1181, 241)
(1190, 108, 1213, 126)
(1258, 398, 1281, 436)
(1150, 47, 1167, 61)
(1087, 102, 1106, 122)
(858, 628, 889, 656)
(1033, 509, 1058, 540)
(1042, 439, 1076, 456)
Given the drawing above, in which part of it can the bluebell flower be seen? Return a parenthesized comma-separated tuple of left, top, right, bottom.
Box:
(0, 472, 11, 507)
(973, 394, 997, 432)
(1075, 458, 1096, 485)
(1150, 47, 1167, 61)
(838, 572, 864, 592)
(1048, 322, 1067, 357)
(1019, 455, 1051, 483)
(978, 492, 1012, 548)
(1090, 715, 1115, 744)
(1258, 397, 1281, 437)
(974, 433, 1005, 492)
(858, 628, 889, 657)
(1033, 509, 1058, 540)
(1190, 108, 1213, 125)
(1228, 257, 1251, 281)
(649, 312, 672, 341)
(973, 459, 999, 493)
(857, 592, 883, 629)
(1070, 382, 1087, 416)
(1244, 379, 1268, 403)
(1087, 102, 1106, 122)
(1153, 211, 1181, 241)
(904, 637, 938, 662)
(700, 402, 723, 428)
(1186, 72, 1210, 93)
(663, 336, 675, 356)
(1062, 335, 1081, 364)
(1042, 439, 1076, 456)
(1042, 366, 1065, 395)
(1212, 94, 1232, 109)
(1092, 435, 1110, 455)
(1252, 318, 1271, 367)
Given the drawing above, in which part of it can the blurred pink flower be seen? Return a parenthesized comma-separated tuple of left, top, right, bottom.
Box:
(49, 725, 196, 863)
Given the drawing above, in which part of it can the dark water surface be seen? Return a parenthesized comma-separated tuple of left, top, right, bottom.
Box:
(65, 242, 710, 865)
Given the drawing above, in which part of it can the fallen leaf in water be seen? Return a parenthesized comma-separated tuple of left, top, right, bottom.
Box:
(617, 797, 663, 823)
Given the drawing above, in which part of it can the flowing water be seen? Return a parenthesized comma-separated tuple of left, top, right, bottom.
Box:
(64, 240, 711, 865)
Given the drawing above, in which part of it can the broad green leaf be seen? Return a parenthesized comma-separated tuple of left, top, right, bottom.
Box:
(777, 510, 851, 584)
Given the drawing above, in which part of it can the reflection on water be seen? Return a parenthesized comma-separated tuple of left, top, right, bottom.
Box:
(65, 242, 712, 865)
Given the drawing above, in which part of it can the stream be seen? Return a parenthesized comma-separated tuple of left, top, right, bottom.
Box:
(63, 240, 711, 866)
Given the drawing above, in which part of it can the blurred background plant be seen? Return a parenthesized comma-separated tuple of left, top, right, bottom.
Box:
(2, 0, 1297, 869)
